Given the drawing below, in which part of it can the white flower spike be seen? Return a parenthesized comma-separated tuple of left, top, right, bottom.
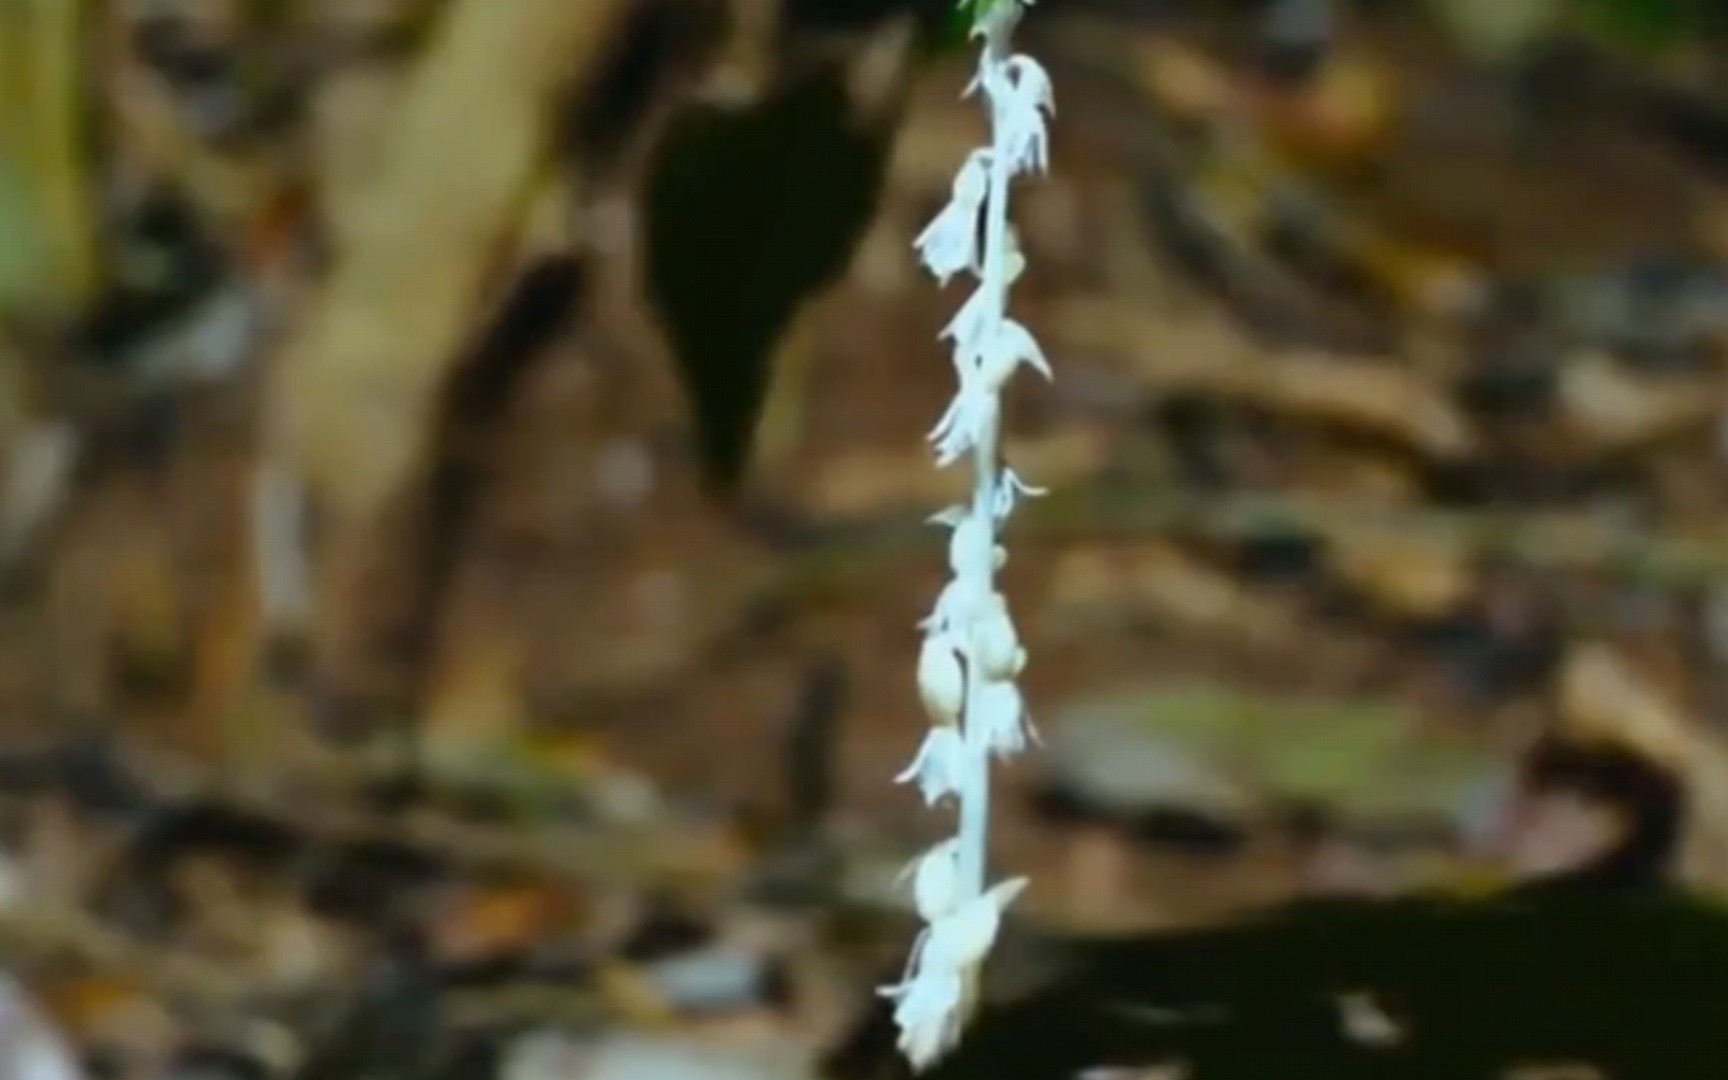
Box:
(887, 0, 1055, 1070)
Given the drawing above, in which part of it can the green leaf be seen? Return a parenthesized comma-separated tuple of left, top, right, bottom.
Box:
(643, 70, 895, 494)
(1577, 0, 1698, 52)
(933, 0, 1022, 54)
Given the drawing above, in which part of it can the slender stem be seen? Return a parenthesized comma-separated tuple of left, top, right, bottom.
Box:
(954, 29, 1015, 905)
(956, 417, 999, 898)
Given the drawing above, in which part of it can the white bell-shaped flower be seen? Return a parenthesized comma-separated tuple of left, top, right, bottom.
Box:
(977, 318, 1051, 392)
(915, 203, 981, 287)
(941, 233, 1025, 362)
(1006, 56, 1054, 112)
(953, 147, 993, 204)
(894, 726, 968, 805)
(913, 150, 992, 286)
(928, 391, 975, 466)
(883, 966, 963, 1070)
(920, 875, 1029, 972)
(930, 385, 999, 467)
(996, 56, 1055, 176)
(920, 576, 968, 636)
(975, 677, 1034, 758)
(917, 633, 966, 724)
(942, 285, 993, 363)
(910, 837, 964, 921)
(880, 876, 1029, 1069)
(970, 598, 1022, 681)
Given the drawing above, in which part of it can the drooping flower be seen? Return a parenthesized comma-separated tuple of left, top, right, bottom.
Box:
(878, 876, 1030, 1069)
(882, 966, 964, 1070)
(941, 231, 1025, 362)
(974, 677, 1034, 758)
(977, 318, 1051, 391)
(920, 876, 1030, 973)
(894, 726, 968, 806)
(917, 634, 966, 724)
(995, 56, 1056, 175)
(928, 385, 998, 468)
(969, 596, 1023, 682)
(910, 838, 964, 921)
(913, 150, 992, 285)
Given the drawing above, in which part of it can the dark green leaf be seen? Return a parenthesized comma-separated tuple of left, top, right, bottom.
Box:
(643, 70, 895, 494)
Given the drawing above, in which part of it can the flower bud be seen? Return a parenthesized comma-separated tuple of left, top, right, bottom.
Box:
(917, 634, 965, 723)
(894, 726, 968, 805)
(922, 876, 1027, 971)
(971, 599, 1020, 680)
(912, 838, 963, 921)
(976, 677, 1030, 758)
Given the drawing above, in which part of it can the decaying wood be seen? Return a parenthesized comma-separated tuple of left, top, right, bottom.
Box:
(262, 0, 633, 730)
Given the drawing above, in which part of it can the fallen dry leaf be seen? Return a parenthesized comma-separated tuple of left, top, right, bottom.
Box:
(432, 882, 577, 965)
(1558, 644, 1728, 891)
(1048, 298, 1474, 457)
(1330, 533, 1474, 619)
(1559, 353, 1722, 453)
(1045, 541, 1297, 646)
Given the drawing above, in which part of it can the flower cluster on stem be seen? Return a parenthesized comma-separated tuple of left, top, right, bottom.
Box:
(881, 0, 1055, 1070)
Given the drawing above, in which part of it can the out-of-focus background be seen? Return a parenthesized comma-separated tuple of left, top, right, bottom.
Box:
(6, 0, 1728, 1077)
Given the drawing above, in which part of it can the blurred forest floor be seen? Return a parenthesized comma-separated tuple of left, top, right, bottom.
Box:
(8, 0, 1728, 1078)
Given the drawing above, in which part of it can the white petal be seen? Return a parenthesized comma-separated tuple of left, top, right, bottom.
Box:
(971, 600, 1021, 681)
(931, 389, 998, 468)
(952, 149, 992, 205)
(927, 393, 966, 447)
(917, 634, 966, 724)
(883, 926, 931, 992)
(927, 503, 968, 527)
(985, 875, 1030, 915)
(922, 875, 1027, 971)
(914, 200, 981, 286)
(911, 837, 964, 921)
(992, 467, 1047, 520)
(1004, 243, 1027, 287)
(979, 319, 1051, 390)
(922, 577, 986, 636)
(975, 677, 1031, 758)
(1006, 56, 1055, 117)
(919, 579, 962, 634)
(893, 726, 968, 805)
(941, 284, 993, 355)
(997, 99, 1050, 176)
(888, 967, 964, 1070)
